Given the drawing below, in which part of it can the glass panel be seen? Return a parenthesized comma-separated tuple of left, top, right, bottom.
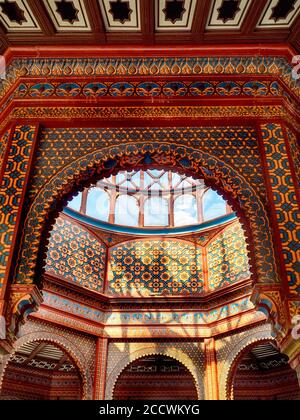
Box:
(144, 197, 169, 226)
(160, 172, 169, 188)
(178, 180, 191, 189)
(172, 172, 182, 187)
(131, 172, 141, 187)
(86, 188, 110, 221)
(185, 177, 197, 184)
(149, 182, 162, 191)
(68, 192, 82, 212)
(203, 189, 227, 221)
(174, 195, 198, 226)
(122, 180, 134, 191)
(115, 173, 126, 184)
(150, 169, 163, 178)
(115, 195, 139, 226)
(144, 172, 153, 188)
(67, 170, 232, 230)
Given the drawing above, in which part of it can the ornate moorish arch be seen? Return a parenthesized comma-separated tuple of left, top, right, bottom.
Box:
(9, 142, 282, 338)
(0, 331, 93, 400)
(218, 323, 273, 400)
(106, 346, 203, 400)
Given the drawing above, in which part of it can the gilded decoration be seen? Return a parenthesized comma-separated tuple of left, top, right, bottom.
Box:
(0, 56, 299, 99)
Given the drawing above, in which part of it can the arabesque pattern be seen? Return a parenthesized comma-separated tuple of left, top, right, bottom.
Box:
(108, 240, 203, 296)
(261, 123, 300, 295)
(46, 217, 107, 292)
(208, 222, 251, 290)
(0, 125, 36, 291)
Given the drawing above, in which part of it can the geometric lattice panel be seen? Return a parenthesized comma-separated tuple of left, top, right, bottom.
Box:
(108, 239, 204, 296)
(155, 0, 197, 31)
(98, 0, 141, 31)
(207, 221, 250, 290)
(46, 216, 107, 292)
(261, 123, 300, 295)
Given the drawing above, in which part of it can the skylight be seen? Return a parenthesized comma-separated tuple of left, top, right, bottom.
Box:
(67, 169, 233, 230)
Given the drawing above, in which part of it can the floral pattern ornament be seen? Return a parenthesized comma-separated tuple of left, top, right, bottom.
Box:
(108, 240, 203, 296)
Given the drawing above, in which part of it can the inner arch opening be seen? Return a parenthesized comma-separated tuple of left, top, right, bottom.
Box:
(113, 355, 198, 400)
(46, 166, 251, 298)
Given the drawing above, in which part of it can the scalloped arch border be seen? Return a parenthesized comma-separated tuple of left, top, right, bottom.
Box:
(106, 347, 203, 400)
(0, 331, 93, 400)
(218, 324, 273, 400)
(16, 141, 278, 292)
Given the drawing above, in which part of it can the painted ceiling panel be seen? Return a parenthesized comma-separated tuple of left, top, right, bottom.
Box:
(43, 0, 91, 31)
(257, 0, 300, 28)
(0, 0, 41, 31)
(155, 0, 197, 31)
(98, 0, 141, 31)
(206, 0, 253, 30)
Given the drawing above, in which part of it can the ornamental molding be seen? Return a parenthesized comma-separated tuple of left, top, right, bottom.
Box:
(1, 104, 300, 134)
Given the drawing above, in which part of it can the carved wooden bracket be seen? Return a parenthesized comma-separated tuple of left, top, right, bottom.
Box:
(4, 284, 43, 345)
(251, 286, 290, 342)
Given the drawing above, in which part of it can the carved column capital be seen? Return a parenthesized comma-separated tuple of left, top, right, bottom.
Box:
(4, 284, 43, 344)
(251, 286, 289, 342)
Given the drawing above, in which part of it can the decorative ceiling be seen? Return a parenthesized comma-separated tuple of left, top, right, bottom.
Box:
(45, 214, 250, 298)
(0, 0, 299, 53)
(237, 342, 289, 371)
(206, 0, 253, 30)
(10, 342, 76, 372)
(43, 0, 91, 31)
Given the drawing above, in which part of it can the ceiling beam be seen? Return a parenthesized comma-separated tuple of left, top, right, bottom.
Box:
(141, 0, 154, 45)
(27, 0, 56, 36)
(289, 15, 300, 54)
(191, 0, 212, 42)
(242, 0, 269, 35)
(0, 24, 9, 54)
(85, 0, 107, 44)
(54, 354, 70, 371)
(23, 342, 48, 365)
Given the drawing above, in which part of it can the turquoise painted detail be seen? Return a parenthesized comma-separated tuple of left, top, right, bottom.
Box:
(63, 207, 237, 236)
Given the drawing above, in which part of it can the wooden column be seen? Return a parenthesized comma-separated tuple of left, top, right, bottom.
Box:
(204, 338, 219, 400)
(93, 337, 108, 400)
(0, 124, 39, 323)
